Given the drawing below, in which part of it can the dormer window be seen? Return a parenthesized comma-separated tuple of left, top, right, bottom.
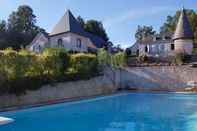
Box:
(57, 38, 64, 47)
(77, 38, 82, 48)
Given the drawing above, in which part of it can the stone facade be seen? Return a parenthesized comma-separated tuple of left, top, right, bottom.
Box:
(137, 36, 173, 57)
(130, 8, 194, 57)
(174, 39, 193, 55)
(49, 33, 94, 52)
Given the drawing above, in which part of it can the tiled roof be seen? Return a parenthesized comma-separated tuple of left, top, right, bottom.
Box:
(173, 8, 194, 40)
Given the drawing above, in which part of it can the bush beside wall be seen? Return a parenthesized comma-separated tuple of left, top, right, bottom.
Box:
(0, 48, 100, 95)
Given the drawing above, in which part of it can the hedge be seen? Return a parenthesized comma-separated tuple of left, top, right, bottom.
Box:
(0, 48, 99, 95)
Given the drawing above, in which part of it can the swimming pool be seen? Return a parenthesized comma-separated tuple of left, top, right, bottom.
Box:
(1, 93, 197, 131)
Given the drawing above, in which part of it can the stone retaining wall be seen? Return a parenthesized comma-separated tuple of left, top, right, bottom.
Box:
(0, 76, 116, 109)
(0, 66, 197, 110)
(119, 66, 197, 90)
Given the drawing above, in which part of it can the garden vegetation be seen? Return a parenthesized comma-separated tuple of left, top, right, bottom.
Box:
(0, 48, 126, 95)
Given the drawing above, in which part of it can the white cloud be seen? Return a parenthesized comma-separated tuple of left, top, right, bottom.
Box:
(113, 41, 132, 49)
(103, 6, 176, 28)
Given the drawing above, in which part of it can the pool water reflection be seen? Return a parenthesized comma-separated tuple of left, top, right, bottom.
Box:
(1, 93, 197, 131)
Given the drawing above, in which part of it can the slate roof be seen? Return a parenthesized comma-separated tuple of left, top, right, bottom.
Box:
(50, 10, 105, 48)
(173, 8, 194, 40)
(50, 10, 86, 36)
(85, 32, 105, 48)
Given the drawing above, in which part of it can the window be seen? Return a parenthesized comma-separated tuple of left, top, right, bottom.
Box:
(165, 36, 171, 40)
(156, 37, 161, 40)
(33, 45, 36, 51)
(171, 44, 175, 50)
(77, 39, 82, 48)
(57, 38, 64, 47)
(145, 46, 148, 53)
(38, 45, 41, 52)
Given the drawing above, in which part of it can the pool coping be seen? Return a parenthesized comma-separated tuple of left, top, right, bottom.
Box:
(0, 91, 125, 113)
(0, 90, 197, 113)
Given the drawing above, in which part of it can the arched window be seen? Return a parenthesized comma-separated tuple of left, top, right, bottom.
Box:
(77, 39, 82, 48)
(57, 38, 64, 47)
(38, 45, 41, 52)
(171, 44, 175, 50)
(145, 46, 148, 53)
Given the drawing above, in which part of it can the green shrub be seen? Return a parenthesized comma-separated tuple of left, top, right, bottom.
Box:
(0, 48, 109, 95)
(193, 48, 197, 55)
(97, 49, 127, 69)
(0, 48, 70, 95)
(42, 48, 69, 79)
(111, 52, 126, 68)
(69, 53, 99, 79)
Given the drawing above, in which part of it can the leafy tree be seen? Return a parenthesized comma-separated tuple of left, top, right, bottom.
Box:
(0, 20, 8, 49)
(0, 20, 6, 32)
(8, 5, 36, 33)
(5, 5, 44, 49)
(160, 9, 197, 46)
(135, 25, 156, 41)
(84, 20, 109, 42)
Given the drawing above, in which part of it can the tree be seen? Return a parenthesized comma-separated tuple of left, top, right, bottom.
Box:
(0, 20, 6, 32)
(84, 20, 109, 42)
(6, 5, 44, 49)
(135, 25, 156, 41)
(77, 16, 85, 28)
(160, 9, 197, 46)
(8, 5, 36, 33)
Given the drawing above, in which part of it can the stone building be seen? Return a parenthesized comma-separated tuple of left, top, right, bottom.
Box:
(130, 8, 194, 57)
(28, 10, 106, 53)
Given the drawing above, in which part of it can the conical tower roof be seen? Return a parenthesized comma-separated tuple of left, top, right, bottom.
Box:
(50, 10, 86, 36)
(173, 8, 193, 40)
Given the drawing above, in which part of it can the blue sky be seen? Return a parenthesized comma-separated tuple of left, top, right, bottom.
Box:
(0, 0, 197, 48)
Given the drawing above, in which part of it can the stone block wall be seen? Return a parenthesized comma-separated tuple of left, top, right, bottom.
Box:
(0, 66, 197, 110)
(119, 66, 197, 89)
(0, 75, 117, 109)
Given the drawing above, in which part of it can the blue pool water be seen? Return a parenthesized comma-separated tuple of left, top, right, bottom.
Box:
(1, 93, 197, 131)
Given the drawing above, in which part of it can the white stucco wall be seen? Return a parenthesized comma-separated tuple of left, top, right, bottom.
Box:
(174, 39, 193, 54)
(29, 34, 49, 53)
(49, 33, 93, 52)
(138, 41, 177, 57)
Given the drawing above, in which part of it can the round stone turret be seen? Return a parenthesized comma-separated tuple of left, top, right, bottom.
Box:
(173, 8, 194, 54)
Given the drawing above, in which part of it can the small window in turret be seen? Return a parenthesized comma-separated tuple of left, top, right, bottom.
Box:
(171, 44, 175, 50)
(145, 46, 148, 53)
(165, 36, 171, 40)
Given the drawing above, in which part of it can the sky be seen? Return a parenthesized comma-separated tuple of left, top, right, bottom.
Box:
(0, 0, 197, 48)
